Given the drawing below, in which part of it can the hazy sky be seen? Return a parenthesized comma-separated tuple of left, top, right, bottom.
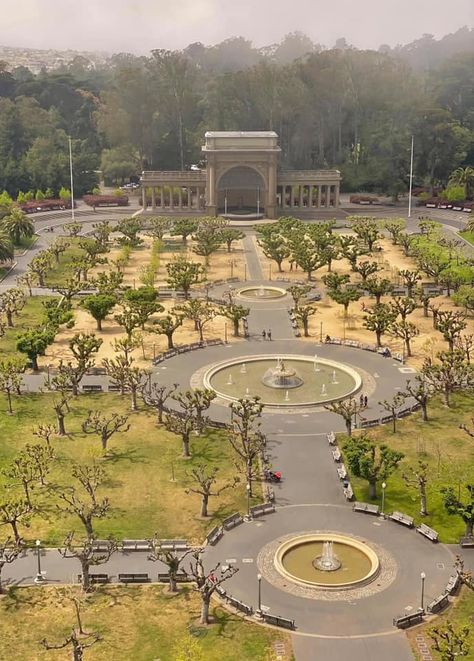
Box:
(2, 0, 473, 53)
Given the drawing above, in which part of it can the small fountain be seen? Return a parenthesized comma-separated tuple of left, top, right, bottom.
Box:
(284, 390, 290, 402)
(258, 285, 265, 297)
(313, 354, 320, 372)
(313, 541, 342, 572)
(227, 374, 233, 385)
(262, 358, 304, 389)
(240, 363, 247, 374)
(321, 384, 327, 396)
(331, 370, 338, 384)
(245, 387, 250, 396)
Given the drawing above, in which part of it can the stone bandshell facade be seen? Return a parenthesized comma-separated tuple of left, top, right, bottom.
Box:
(141, 131, 341, 219)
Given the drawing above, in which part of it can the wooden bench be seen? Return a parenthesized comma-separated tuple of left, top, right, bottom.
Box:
(157, 572, 189, 583)
(343, 484, 354, 501)
(158, 539, 188, 551)
(393, 609, 424, 629)
(460, 536, 474, 548)
(327, 431, 336, 445)
(223, 513, 244, 531)
(122, 539, 152, 552)
(353, 502, 380, 515)
(91, 540, 113, 552)
(118, 573, 150, 584)
(445, 574, 461, 596)
(107, 384, 121, 392)
(427, 594, 449, 614)
(81, 384, 103, 392)
(332, 448, 341, 462)
(336, 464, 347, 480)
(227, 595, 253, 616)
(262, 613, 295, 630)
(250, 503, 275, 518)
(416, 523, 439, 542)
(388, 511, 414, 528)
(78, 573, 108, 585)
(206, 526, 223, 546)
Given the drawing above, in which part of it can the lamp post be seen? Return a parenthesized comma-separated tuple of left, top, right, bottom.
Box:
(246, 483, 251, 520)
(269, 263, 272, 281)
(244, 263, 247, 282)
(420, 571, 426, 610)
(320, 321, 323, 343)
(408, 135, 414, 219)
(68, 135, 75, 221)
(34, 539, 45, 583)
(381, 482, 387, 517)
(224, 322, 228, 344)
(257, 573, 262, 614)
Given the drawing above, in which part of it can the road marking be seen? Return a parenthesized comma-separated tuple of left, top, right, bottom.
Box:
(225, 558, 237, 564)
(260, 604, 270, 612)
(373, 372, 380, 378)
(242, 558, 254, 563)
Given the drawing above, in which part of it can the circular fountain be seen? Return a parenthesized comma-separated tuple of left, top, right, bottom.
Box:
(203, 355, 361, 407)
(274, 533, 379, 589)
(237, 285, 287, 301)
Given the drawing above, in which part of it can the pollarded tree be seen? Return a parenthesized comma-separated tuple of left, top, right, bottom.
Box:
(141, 382, 178, 425)
(173, 388, 216, 435)
(164, 407, 197, 458)
(2, 208, 34, 245)
(220, 227, 245, 252)
(102, 355, 147, 411)
(53, 277, 88, 304)
(378, 393, 406, 433)
(192, 223, 223, 266)
(152, 312, 184, 350)
(453, 285, 474, 316)
(400, 376, 433, 422)
(175, 299, 216, 343)
(80, 294, 117, 331)
(49, 237, 70, 263)
(287, 284, 311, 310)
(56, 463, 110, 540)
(389, 296, 417, 321)
(60, 332, 103, 396)
(0, 356, 26, 413)
(348, 216, 381, 251)
(0, 537, 24, 594)
(187, 549, 238, 625)
(171, 218, 199, 243)
(63, 221, 82, 237)
(295, 304, 317, 337)
(290, 235, 327, 280)
(441, 484, 474, 538)
(428, 622, 470, 661)
(327, 286, 361, 318)
(398, 232, 414, 257)
(383, 218, 406, 245)
(221, 302, 249, 337)
(49, 373, 72, 436)
(402, 460, 430, 516)
(389, 320, 420, 357)
(455, 333, 474, 364)
(121, 286, 164, 331)
(257, 230, 290, 272)
(0, 498, 32, 544)
(416, 286, 439, 318)
(166, 256, 206, 299)
(324, 397, 365, 437)
(365, 277, 393, 304)
(342, 434, 404, 499)
(3, 451, 39, 508)
(146, 216, 172, 241)
(91, 271, 124, 297)
(82, 411, 130, 454)
(91, 220, 114, 249)
(185, 465, 238, 517)
(28, 252, 53, 287)
(16, 272, 37, 297)
(147, 533, 195, 592)
(363, 304, 397, 347)
(399, 269, 422, 297)
(59, 532, 117, 593)
(228, 396, 266, 496)
(352, 260, 379, 283)
(23, 442, 54, 487)
(422, 350, 474, 408)
(435, 310, 467, 351)
(115, 216, 143, 247)
(16, 327, 56, 371)
(0, 288, 25, 327)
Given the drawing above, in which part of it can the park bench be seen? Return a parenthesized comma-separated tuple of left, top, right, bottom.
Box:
(262, 613, 295, 630)
(327, 431, 336, 445)
(81, 384, 103, 392)
(460, 536, 474, 548)
(336, 464, 347, 480)
(222, 512, 244, 531)
(157, 572, 189, 583)
(332, 448, 341, 462)
(445, 574, 461, 595)
(91, 540, 113, 552)
(78, 573, 108, 585)
(86, 367, 106, 376)
(416, 523, 439, 542)
(393, 608, 424, 629)
(118, 573, 150, 584)
(206, 526, 224, 546)
(353, 502, 380, 515)
(122, 539, 152, 552)
(388, 511, 414, 528)
(343, 483, 354, 501)
(250, 503, 275, 518)
(427, 593, 449, 614)
(158, 539, 188, 551)
(227, 595, 253, 616)
(107, 384, 121, 392)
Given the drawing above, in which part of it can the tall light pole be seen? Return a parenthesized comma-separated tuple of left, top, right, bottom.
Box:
(408, 135, 414, 219)
(381, 481, 387, 517)
(257, 573, 262, 614)
(420, 571, 426, 610)
(257, 187, 260, 216)
(246, 483, 251, 520)
(68, 136, 75, 221)
(34, 539, 45, 583)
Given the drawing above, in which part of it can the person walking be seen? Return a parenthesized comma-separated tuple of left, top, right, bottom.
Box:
(268, 329, 272, 341)
(262, 330, 266, 340)
(359, 393, 364, 407)
(364, 395, 368, 408)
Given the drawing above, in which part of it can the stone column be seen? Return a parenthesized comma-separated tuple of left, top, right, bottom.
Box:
(290, 186, 295, 207)
(178, 187, 183, 209)
(206, 163, 217, 216)
(151, 187, 156, 210)
(196, 187, 201, 210)
(160, 186, 164, 208)
(170, 185, 174, 210)
(299, 185, 304, 208)
(326, 185, 331, 208)
(335, 184, 340, 208)
(142, 187, 146, 209)
(267, 159, 277, 219)
(308, 185, 313, 208)
(187, 187, 192, 208)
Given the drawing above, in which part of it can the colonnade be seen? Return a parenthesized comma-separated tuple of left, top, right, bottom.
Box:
(277, 183, 340, 209)
(142, 185, 204, 211)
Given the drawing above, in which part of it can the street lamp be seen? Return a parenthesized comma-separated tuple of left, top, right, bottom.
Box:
(381, 482, 387, 517)
(268, 263, 272, 281)
(246, 483, 251, 520)
(244, 263, 247, 282)
(257, 573, 262, 614)
(34, 539, 45, 583)
(420, 571, 426, 610)
(224, 322, 228, 344)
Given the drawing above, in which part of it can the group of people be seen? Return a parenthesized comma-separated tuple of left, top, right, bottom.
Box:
(262, 329, 272, 341)
(359, 393, 369, 408)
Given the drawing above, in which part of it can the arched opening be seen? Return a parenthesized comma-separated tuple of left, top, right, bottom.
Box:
(217, 166, 266, 217)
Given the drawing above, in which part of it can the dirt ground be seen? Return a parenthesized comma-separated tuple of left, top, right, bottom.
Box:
(256, 236, 474, 367)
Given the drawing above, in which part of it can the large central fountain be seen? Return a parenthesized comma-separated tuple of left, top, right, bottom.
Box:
(203, 354, 361, 407)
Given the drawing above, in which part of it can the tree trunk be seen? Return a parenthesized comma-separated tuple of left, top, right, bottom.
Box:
(200, 595, 210, 625)
(182, 433, 190, 458)
(423, 302, 429, 317)
(6, 311, 13, 327)
(277, 260, 283, 272)
(368, 480, 377, 499)
(157, 405, 164, 424)
(31, 354, 39, 371)
(6, 390, 12, 414)
(465, 520, 473, 537)
(201, 494, 209, 517)
(443, 388, 451, 408)
(167, 333, 174, 350)
(421, 401, 428, 422)
(72, 381, 79, 396)
(406, 338, 412, 357)
(81, 558, 92, 592)
(420, 485, 428, 516)
(96, 318, 102, 331)
(392, 415, 397, 433)
(198, 323, 204, 343)
(303, 320, 309, 337)
(233, 319, 239, 337)
(345, 418, 352, 437)
(101, 433, 108, 452)
(376, 331, 382, 347)
(169, 572, 177, 593)
(57, 413, 66, 436)
(131, 387, 138, 411)
(10, 520, 21, 544)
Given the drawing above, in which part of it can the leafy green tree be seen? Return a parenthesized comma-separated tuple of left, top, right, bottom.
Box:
(352, 260, 379, 283)
(348, 217, 381, 251)
(289, 233, 327, 280)
(448, 166, 474, 199)
(16, 327, 55, 371)
(192, 223, 223, 265)
(287, 284, 311, 310)
(324, 397, 364, 436)
(384, 218, 406, 244)
(120, 286, 164, 331)
(221, 302, 249, 337)
(399, 269, 422, 297)
(364, 277, 393, 304)
(343, 434, 404, 499)
(0, 288, 25, 327)
(166, 256, 205, 299)
(80, 294, 117, 331)
(295, 304, 317, 337)
(63, 222, 82, 237)
(378, 393, 406, 433)
(257, 230, 290, 272)
(175, 299, 216, 342)
(389, 296, 417, 321)
(59, 333, 103, 396)
(146, 216, 172, 240)
(0, 356, 27, 413)
(115, 217, 143, 247)
(389, 320, 419, 357)
(441, 484, 474, 537)
(453, 285, 474, 315)
(171, 218, 199, 243)
(435, 310, 467, 351)
(422, 350, 474, 407)
(428, 621, 470, 661)
(0, 228, 14, 262)
(152, 312, 183, 350)
(220, 227, 245, 252)
(1, 208, 34, 245)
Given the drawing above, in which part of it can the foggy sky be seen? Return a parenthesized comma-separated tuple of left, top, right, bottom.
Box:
(2, 0, 473, 54)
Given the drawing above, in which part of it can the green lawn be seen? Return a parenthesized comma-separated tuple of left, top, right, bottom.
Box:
(460, 230, 474, 246)
(45, 239, 86, 287)
(0, 295, 55, 357)
(0, 393, 257, 545)
(0, 586, 290, 661)
(342, 392, 474, 543)
(14, 234, 38, 254)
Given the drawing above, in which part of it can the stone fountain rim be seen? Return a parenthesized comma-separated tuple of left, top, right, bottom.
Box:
(202, 354, 362, 407)
(274, 532, 380, 590)
(236, 285, 287, 300)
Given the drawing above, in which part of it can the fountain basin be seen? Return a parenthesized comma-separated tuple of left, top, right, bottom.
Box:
(203, 355, 361, 407)
(237, 286, 287, 300)
(274, 533, 379, 589)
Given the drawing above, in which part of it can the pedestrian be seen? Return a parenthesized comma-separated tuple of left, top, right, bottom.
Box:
(364, 395, 368, 408)
(359, 393, 364, 407)
(262, 329, 266, 340)
(268, 329, 272, 341)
